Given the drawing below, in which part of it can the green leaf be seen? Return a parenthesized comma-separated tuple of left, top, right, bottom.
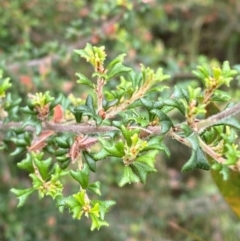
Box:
(22, 119, 42, 135)
(174, 85, 190, 102)
(181, 150, 197, 172)
(55, 148, 68, 156)
(181, 147, 210, 172)
(211, 90, 231, 102)
(98, 138, 124, 157)
(106, 53, 127, 71)
(214, 117, 240, 131)
(33, 156, 52, 180)
(106, 63, 132, 80)
(10, 146, 25, 156)
(74, 43, 106, 69)
(55, 136, 71, 148)
(49, 94, 63, 109)
(0, 71, 12, 97)
(86, 94, 95, 111)
(135, 151, 158, 167)
(88, 181, 101, 196)
(17, 153, 34, 172)
(140, 98, 154, 109)
(120, 125, 137, 146)
(95, 200, 116, 220)
(90, 213, 109, 231)
(163, 98, 185, 115)
(11, 138, 28, 147)
(131, 161, 157, 183)
(92, 148, 111, 160)
(83, 151, 97, 172)
(150, 109, 173, 134)
(76, 72, 95, 89)
(29, 173, 44, 189)
(142, 136, 169, 155)
(64, 196, 84, 219)
(21, 106, 37, 115)
(70, 164, 89, 189)
(186, 132, 199, 150)
(58, 159, 71, 169)
(56, 155, 70, 163)
(195, 147, 211, 170)
(118, 166, 140, 187)
(10, 188, 35, 207)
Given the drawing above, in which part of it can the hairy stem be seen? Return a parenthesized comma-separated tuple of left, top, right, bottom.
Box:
(105, 81, 150, 119)
(197, 102, 240, 132)
(96, 77, 105, 113)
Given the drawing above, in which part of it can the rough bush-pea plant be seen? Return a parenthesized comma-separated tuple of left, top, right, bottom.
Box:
(1, 43, 240, 230)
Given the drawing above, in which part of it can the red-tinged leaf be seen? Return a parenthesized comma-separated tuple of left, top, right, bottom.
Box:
(52, 104, 64, 123)
(28, 130, 55, 152)
(19, 75, 33, 90)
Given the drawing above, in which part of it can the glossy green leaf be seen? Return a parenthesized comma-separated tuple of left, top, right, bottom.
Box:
(98, 138, 124, 157)
(181, 147, 210, 172)
(88, 181, 101, 196)
(76, 72, 95, 89)
(211, 89, 231, 102)
(86, 94, 95, 111)
(120, 125, 137, 146)
(143, 137, 170, 157)
(21, 106, 37, 115)
(10, 147, 25, 156)
(118, 166, 140, 187)
(150, 109, 173, 134)
(55, 148, 68, 157)
(106, 53, 127, 71)
(163, 98, 185, 115)
(91, 200, 116, 220)
(33, 156, 52, 180)
(58, 159, 71, 169)
(70, 164, 89, 189)
(10, 188, 35, 207)
(131, 161, 157, 183)
(93, 148, 111, 160)
(56, 155, 70, 163)
(17, 153, 34, 172)
(106, 63, 132, 80)
(83, 151, 97, 172)
(90, 213, 109, 231)
(181, 150, 197, 172)
(55, 136, 71, 148)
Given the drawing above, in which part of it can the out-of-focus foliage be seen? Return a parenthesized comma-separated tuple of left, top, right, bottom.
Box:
(1, 0, 240, 240)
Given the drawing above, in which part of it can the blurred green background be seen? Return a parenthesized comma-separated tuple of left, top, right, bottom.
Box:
(1, 0, 240, 240)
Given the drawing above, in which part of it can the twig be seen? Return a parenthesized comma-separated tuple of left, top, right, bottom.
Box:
(96, 77, 105, 114)
(0, 121, 119, 134)
(197, 102, 240, 132)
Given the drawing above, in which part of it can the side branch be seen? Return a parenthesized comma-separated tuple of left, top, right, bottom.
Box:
(197, 102, 240, 132)
(0, 121, 119, 134)
(0, 121, 163, 136)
